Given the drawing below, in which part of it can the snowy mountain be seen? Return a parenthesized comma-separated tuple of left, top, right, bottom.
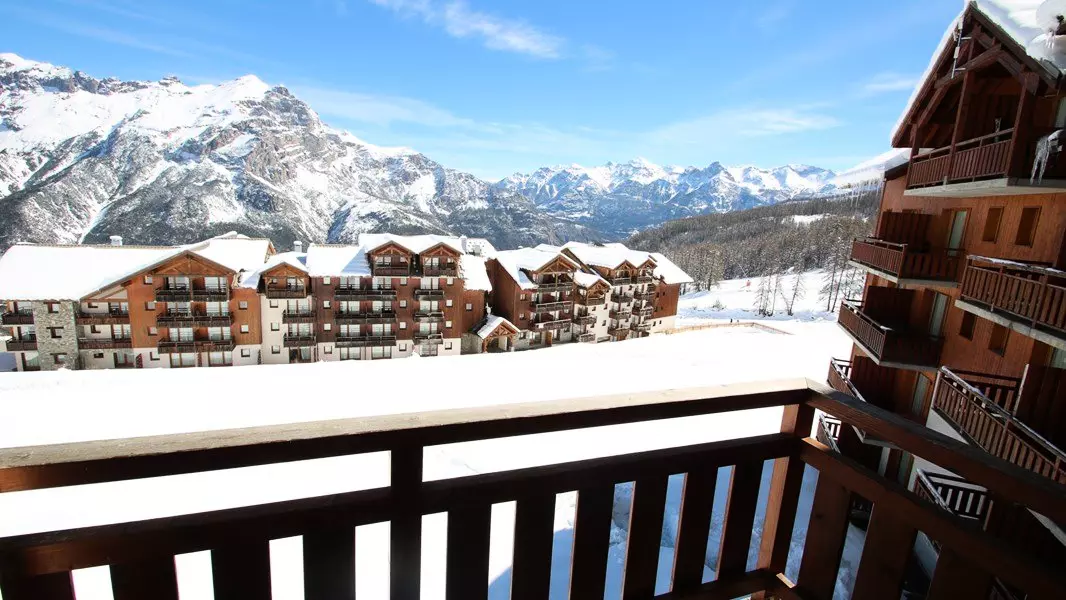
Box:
(497, 159, 836, 238)
(0, 53, 597, 250)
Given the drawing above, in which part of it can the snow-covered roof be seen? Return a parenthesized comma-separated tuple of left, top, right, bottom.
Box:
(0, 244, 183, 301)
(892, 1, 1065, 143)
(573, 271, 608, 289)
(476, 315, 518, 339)
(562, 242, 655, 270)
(192, 233, 273, 273)
(829, 149, 911, 187)
(650, 252, 694, 285)
(238, 252, 308, 289)
(494, 248, 576, 290)
(305, 244, 372, 278)
(358, 233, 463, 255)
(460, 255, 492, 292)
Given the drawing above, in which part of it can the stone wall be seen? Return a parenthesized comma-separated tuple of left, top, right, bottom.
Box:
(33, 301, 79, 370)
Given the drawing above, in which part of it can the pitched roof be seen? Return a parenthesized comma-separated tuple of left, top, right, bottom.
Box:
(358, 233, 464, 254)
(476, 315, 519, 339)
(573, 271, 608, 289)
(238, 252, 308, 289)
(193, 234, 273, 273)
(305, 244, 371, 277)
(561, 242, 655, 270)
(650, 252, 694, 285)
(494, 248, 577, 290)
(460, 255, 492, 292)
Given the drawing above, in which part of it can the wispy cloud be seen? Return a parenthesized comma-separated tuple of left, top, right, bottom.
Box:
(367, 0, 564, 59)
(293, 85, 476, 128)
(9, 8, 197, 58)
(859, 72, 920, 96)
(648, 107, 841, 146)
(755, 0, 796, 33)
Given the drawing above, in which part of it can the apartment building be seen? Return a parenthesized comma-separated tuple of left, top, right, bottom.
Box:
(827, 2, 1066, 590)
(485, 247, 581, 349)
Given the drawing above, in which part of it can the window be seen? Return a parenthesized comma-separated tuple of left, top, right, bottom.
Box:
(272, 345, 281, 354)
(324, 346, 333, 355)
(144, 301, 156, 311)
(1016, 207, 1041, 246)
(466, 303, 473, 311)
(150, 352, 159, 361)
(239, 301, 248, 310)
(446, 277, 454, 285)
(989, 324, 1009, 355)
(323, 277, 331, 285)
(323, 300, 331, 309)
(90, 325, 101, 334)
(148, 327, 158, 336)
(271, 323, 280, 331)
(48, 327, 63, 339)
(93, 352, 104, 359)
(959, 312, 976, 340)
(446, 299, 453, 307)
(240, 324, 250, 333)
(53, 353, 68, 365)
(87, 302, 98, 309)
(520, 294, 526, 301)
(400, 344, 407, 352)
(1050, 347, 1066, 369)
(241, 348, 251, 358)
(401, 277, 408, 285)
(445, 342, 453, 350)
(144, 275, 153, 284)
(519, 313, 526, 320)
(399, 300, 407, 308)
(445, 320, 452, 328)
(270, 300, 279, 308)
(399, 321, 407, 329)
(982, 207, 1004, 243)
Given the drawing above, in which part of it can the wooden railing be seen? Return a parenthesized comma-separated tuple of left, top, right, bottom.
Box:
(816, 413, 842, 452)
(578, 333, 596, 342)
(413, 289, 445, 299)
(914, 469, 990, 523)
(960, 257, 1066, 336)
(281, 310, 317, 324)
(335, 335, 397, 348)
(850, 238, 961, 282)
(77, 337, 133, 350)
(421, 266, 458, 277)
(934, 367, 1066, 485)
(1, 382, 1064, 600)
(334, 288, 397, 300)
(535, 280, 573, 293)
(283, 335, 317, 348)
(838, 300, 943, 368)
(371, 265, 411, 277)
(265, 286, 309, 299)
(909, 130, 1014, 189)
(4, 338, 38, 352)
(0, 311, 34, 325)
(532, 301, 569, 313)
(157, 312, 233, 327)
(577, 296, 606, 306)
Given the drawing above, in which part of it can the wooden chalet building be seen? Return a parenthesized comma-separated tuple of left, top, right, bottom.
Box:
(830, 1, 1066, 594)
(486, 248, 581, 349)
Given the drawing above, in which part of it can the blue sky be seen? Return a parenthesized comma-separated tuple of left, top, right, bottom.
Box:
(2, 0, 963, 180)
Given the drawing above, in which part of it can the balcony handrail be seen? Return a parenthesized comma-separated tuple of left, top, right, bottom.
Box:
(282, 310, 316, 317)
(914, 129, 1016, 163)
(841, 299, 898, 334)
(1, 381, 1065, 598)
(967, 255, 1066, 279)
(939, 367, 1066, 469)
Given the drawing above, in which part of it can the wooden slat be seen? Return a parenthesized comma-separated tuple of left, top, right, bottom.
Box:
(211, 540, 272, 600)
(655, 568, 780, 599)
(800, 438, 1066, 598)
(0, 572, 75, 600)
(568, 485, 614, 599)
(926, 548, 992, 600)
(807, 385, 1066, 525)
(391, 446, 422, 600)
(622, 474, 669, 599)
(510, 492, 556, 600)
(670, 467, 718, 592)
(303, 527, 355, 600)
(0, 382, 810, 492)
(0, 434, 793, 578)
(715, 462, 763, 579)
(445, 503, 492, 600)
(795, 472, 851, 599)
(756, 404, 815, 573)
(111, 556, 179, 600)
(849, 508, 916, 600)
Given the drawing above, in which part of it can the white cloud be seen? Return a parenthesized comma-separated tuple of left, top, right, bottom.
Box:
(367, 0, 563, 58)
(755, 1, 795, 33)
(648, 108, 841, 146)
(860, 73, 920, 96)
(293, 86, 476, 128)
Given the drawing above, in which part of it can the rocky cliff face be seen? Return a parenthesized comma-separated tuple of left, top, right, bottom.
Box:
(0, 53, 596, 250)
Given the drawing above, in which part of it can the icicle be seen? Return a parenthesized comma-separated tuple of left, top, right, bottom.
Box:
(1031, 129, 1063, 184)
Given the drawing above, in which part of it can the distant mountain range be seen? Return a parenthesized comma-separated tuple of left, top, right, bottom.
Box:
(1, 53, 852, 250)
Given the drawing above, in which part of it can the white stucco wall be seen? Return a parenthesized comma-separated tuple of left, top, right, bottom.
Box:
(260, 296, 288, 365)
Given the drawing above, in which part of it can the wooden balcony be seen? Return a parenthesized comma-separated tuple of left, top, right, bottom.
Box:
(336, 311, 397, 325)
(534, 318, 569, 332)
(838, 300, 943, 370)
(283, 335, 317, 348)
(532, 301, 569, 314)
(958, 256, 1066, 344)
(849, 237, 961, 286)
(4, 338, 37, 352)
(815, 413, 842, 452)
(77, 337, 133, 350)
(75, 311, 131, 325)
(635, 323, 652, 333)
(635, 291, 655, 302)
(191, 288, 229, 302)
(610, 309, 632, 320)
(281, 310, 316, 324)
(335, 335, 396, 348)
(933, 367, 1066, 485)
(535, 280, 573, 293)
(157, 312, 233, 327)
(413, 311, 444, 322)
(413, 333, 444, 345)
(334, 288, 397, 301)
(422, 266, 458, 277)
(908, 130, 1012, 190)
(914, 469, 990, 524)
(154, 286, 191, 302)
(0, 381, 1064, 600)
(577, 296, 606, 306)
(265, 286, 309, 299)
(157, 339, 235, 353)
(371, 265, 410, 277)
(636, 275, 655, 284)
(413, 289, 445, 300)
(610, 276, 633, 285)
(636, 307, 654, 318)
(0, 311, 34, 325)
(572, 314, 596, 326)
(827, 359, 898, 449)
(578, 332, 596, 342)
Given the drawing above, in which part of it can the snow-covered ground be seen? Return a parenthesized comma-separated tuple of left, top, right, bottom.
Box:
(678, 271, 844, 325)
(0, 294, 858, 599)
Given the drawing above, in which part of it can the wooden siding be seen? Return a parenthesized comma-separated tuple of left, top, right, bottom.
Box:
(653, 283, 680, 320)
(231, 288, 261, 346)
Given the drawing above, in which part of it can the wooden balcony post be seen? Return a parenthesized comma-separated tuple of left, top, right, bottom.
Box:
(0, 572, 75, 600)
(946, 70, 975, 183)
(390, 446, 422, 600)
(111, 557, 179, 600)
(1006, 73, 1036, 179)
(849, 509, 917, 600)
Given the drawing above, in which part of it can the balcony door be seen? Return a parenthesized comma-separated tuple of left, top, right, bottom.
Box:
(928, 293, 948, 337)
(372, 300, 388, 314)
(174, 327, 194, 342)
(170, 302, 191, 316)
(1050, 347, 1066, 369)
(204, 276, 225, 291)
(372, 323, 393, 336)
(339, 324, 358, 338)
(373, 277, 389, 290)
(946, 210, 968, 255)
(166, 276, 189, 290)
(421, 278, 440, 290)
(206, 302, 228, 316)
(419, 300, 439, 313)
(207, 327, 231, 341)
(115, 324, 131, 340)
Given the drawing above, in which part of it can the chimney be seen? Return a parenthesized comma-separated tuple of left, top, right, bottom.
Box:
(109, 236, 123, 246)
(294, 240, 303, 253)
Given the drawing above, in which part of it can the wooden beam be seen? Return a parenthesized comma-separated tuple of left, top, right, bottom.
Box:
(390, 446, 422, 600)
(795, 474, 851, 599)
(716, 462, 763, 579)
(805, 385, 1066, 525)
(444, 502, 491, 600)
(1007, 73, 1037, 178)
(568, 485, 614, 599)
(622, 474, 670, 599)
(0, 572, 75, 600)
(303, 527, 356, 600)
(510, 492, 555, 600)
(849, 509, 917, 600)
(756, 404, 815, 574)
(916, 85, 949, 128)
(111, 557, 179, 600)
(670, 467, 718, 592)
(799, 438, 1066, 598)
(926, 548, 993, 600)
(211, 540, 272, 600)
(934, 48, 1006, 89)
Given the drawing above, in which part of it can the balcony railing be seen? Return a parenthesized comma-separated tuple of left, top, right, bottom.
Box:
(634, 291, 655, 302)
(282, 310, 316, 324)
(913, 469, 990, 524)
(334, 288, 397, 301)
(413, 289, 445, 299)
(157, 312, 233, 327)
(573, 314, 596, 326)
(577, 296, 606, 306)
(578, 332, 596, 342)
(192, 288, 230, 302)
(265, 286, 309, 299)
(422, 266, 458, 277)
(371, 264, 411, 277)
(0, 311, 34, 325)
(933, 367, 1066, 485)
(283, 335, 317, 348)
(960, 256, 1066, 337)
(336, 311, 397, 325)
(335, 335, 397, 348)
(838, 299, 943, 368)
(533, 301, 569, 314)
(413, 332, 444, 345)
(610, 276, 633, 285)
(154, 286, 191, 301)
(816, 413, 842, 452)
(636, 307, 654, 318)
(75, 310, 131, 325)
(635, 323, 652, 332)
(610, 309, 632, 320)
(826, 359, 898, 448)
(157, 339, 235, 353)
(608, 327, 630, 339)
(77, 337, 133, 350)
(0, 381, 1063, 600)
(849, 237, 961, 284)
(5, 338, 38, 352)
(534, 318, 570, 332)
(908, 129, 1013, 189)
(413, 311, 444, 322)
(536, 280, 573, 293)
